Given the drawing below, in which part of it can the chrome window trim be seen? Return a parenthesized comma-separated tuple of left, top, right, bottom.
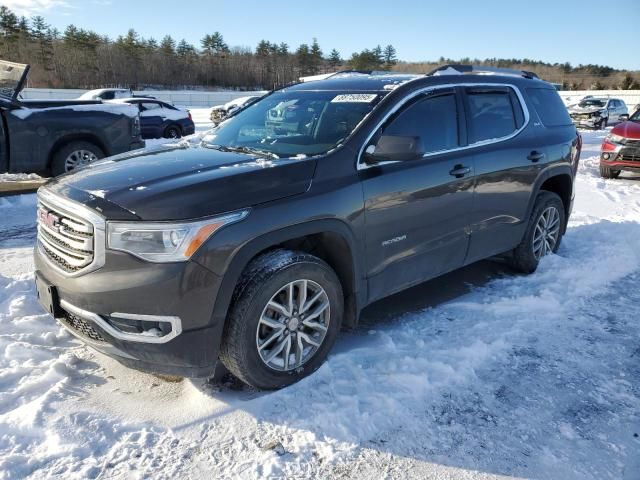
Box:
(357, 82, 531, 170)
(60, 299, 182, 344)
(37, 187, 106, 277)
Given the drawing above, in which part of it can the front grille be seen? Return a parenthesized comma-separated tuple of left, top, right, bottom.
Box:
(60, 311, 106, 342)
(37, 197, 95, 274)
(618, 148, 640, 163)
(571, 113, 592, 120)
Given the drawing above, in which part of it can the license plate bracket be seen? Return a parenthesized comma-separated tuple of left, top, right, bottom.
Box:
(35, 273, 61, 317)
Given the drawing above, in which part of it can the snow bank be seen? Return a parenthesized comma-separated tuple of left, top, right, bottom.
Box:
(0, 128, 638, 479)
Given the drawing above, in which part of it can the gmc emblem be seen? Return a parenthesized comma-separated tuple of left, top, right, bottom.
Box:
(38, 208, 60, 229)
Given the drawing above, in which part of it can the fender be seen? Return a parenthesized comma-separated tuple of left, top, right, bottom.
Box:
(524, 163, 574, 231)
(206, 218, 366, 333)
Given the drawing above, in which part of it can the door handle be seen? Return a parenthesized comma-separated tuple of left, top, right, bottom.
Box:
(449, 165, 471, 178)
(527, 151, 545, 162)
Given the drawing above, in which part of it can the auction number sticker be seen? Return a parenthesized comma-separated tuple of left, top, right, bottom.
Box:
(331, 94, 378, 103)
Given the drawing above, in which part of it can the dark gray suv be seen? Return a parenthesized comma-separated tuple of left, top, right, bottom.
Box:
(34, 66, 581, 389)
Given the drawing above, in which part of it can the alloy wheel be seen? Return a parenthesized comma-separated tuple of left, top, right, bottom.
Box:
(256, 279, 330, 371)
(64, 149, 98, 172)
(532, 206, 561, 260)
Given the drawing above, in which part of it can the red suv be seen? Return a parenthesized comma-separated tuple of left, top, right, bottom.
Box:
(600, 109, 640, 178)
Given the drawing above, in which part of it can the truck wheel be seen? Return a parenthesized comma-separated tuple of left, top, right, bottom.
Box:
(509, 191, 565, 274)
(164, 125, 181, 139)
(220, 249, 343, 390)
(598, 118, 608, 130)
(51, 141, 105, 176)
(600, 165, 620, 179)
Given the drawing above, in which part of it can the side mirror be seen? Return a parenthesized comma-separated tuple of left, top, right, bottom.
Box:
(363, 135, 422, 164)
(619, 114, 629, 122)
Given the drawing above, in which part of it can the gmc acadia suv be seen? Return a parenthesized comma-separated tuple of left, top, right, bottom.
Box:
(34, 66, 581, 389)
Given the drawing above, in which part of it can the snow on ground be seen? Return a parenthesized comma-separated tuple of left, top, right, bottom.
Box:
(0, 115, 639, 479)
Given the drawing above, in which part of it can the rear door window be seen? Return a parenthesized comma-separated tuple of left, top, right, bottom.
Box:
(465, 88, 519, 143)
(527, 88, 572, 127)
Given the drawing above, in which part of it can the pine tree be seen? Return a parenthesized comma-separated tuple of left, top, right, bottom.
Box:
(160, 35, 176, 55)
(328, 49, 342, 70)
(383, 44, 397, 70)
(296, 43, 311, 75)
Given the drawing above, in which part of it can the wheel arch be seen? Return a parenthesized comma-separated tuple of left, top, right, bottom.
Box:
(48, 133, 109, 170)
(526, 165, 574, 233)
(210, 219, 365, 336)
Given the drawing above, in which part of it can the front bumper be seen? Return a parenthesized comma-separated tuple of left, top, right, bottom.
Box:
(35, 247, 225, 378)
(601, 145, 640, 172)
(571, 115, 603, 128)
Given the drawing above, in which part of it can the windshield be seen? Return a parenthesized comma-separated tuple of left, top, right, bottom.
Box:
(630, 110, 640, 122)
(204, 90, 383, 157)
(578, 99, 606, 108)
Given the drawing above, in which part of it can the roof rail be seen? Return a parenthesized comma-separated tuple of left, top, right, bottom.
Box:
(329, 69, 406, 77)
(427, 64, 539, 80)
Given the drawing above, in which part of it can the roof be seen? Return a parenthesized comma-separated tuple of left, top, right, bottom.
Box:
(285, 70, 549, 94)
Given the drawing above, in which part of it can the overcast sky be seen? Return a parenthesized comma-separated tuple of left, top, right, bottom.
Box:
(4, 0, 639, 70)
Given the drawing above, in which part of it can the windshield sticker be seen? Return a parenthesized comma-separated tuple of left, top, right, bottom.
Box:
(331, 93, 378, 103)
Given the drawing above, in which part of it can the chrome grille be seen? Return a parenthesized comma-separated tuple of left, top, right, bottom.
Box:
(60, 311, 106, 342)
(36, 189, 105, 276)
(618, 147, 640, 163)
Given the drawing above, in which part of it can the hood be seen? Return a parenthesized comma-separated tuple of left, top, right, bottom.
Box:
(568, 104, 606, 114)
(611, 120, 640, 140)
(45, 143, 316, 221)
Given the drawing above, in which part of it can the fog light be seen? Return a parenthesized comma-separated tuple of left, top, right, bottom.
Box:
(603, 153, 610, 160)
(108, 314, 175, 337)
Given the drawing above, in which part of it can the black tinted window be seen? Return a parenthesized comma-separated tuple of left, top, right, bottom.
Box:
(100, 91, 115, 100)
(383, 93, 458, 154)
(527, 88, 572, 127)
(466, 89, 517, 143)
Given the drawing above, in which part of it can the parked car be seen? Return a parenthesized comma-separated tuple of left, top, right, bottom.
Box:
(568, 97, 628, 129)
(0, 60, 144, 175)
(78, 88, 132, 101)
(111, 98, 195, 139)
(34, 66, 580, 389)
(599, 109, 640, 178)
(210, 95, 262, 124)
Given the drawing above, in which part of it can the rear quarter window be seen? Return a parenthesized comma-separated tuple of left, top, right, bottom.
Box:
(527, 88, 572, 127)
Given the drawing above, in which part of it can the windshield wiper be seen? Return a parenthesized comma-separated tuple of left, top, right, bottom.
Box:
(207, 144, 279, 159)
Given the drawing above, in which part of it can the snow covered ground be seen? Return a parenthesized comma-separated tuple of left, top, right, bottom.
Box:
(0, 114, 639, 479)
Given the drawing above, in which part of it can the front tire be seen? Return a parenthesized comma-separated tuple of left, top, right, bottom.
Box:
(598, 117, 608, 130)
(509, 191, 565, 274)
(600, 165, 620, 179)
(219, 250, 343, 390)
(51, 141, 105, 176)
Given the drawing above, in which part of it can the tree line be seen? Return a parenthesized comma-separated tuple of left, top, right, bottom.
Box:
(0, 6, 397, 90)
(0, 6, 637, 91)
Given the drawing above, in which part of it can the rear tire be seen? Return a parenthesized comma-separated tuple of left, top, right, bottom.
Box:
(164, 125, 181, 139)
(600, 165, 620, 179)
(219, 249, 343, 390)
(509, 191, 565, 274)
(51, 141, 105, 176)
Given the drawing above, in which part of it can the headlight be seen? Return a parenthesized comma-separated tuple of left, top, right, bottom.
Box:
(107, 210, 249, 262)
(607, 133, 624, 144)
